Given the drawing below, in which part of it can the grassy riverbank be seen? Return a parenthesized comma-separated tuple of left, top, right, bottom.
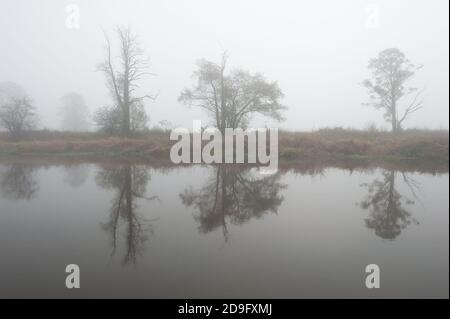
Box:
(0, 128, 448, 164)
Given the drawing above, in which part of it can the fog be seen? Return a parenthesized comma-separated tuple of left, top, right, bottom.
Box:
(0, 0, 448, 131)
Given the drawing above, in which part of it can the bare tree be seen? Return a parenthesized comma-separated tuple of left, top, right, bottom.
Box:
(362, 48, 424, 133)
(0, 96, 37, 140)
(97, 26, 155, 137)
(179, 52, 286, 133)
(93, 105, 122, 135)
(59, 92, 90, 131)
(94, 101, 149, 135)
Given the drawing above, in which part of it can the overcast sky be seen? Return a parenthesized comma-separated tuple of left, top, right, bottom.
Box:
(0, 0, 448, 130)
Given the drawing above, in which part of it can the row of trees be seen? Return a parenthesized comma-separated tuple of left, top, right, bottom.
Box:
(93, 28, 425, 136)
(0, 83, 91, 139)
(0, 26, 425, 140)
(0, 82, 148, 138)
(94, 27, 287, 137)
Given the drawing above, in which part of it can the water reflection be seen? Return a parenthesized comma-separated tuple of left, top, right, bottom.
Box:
(95, 164, 158, 265)
(180, 165, 286, 241)
(0, 160, 448, 297)
(360, 170, 420, 240)
(63, 164, 90, 188)
(0, 164, 39, 200)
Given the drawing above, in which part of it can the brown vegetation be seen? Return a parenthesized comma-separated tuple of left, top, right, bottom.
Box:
(0, 128, 448, 165)
(278, 128, 448, 161)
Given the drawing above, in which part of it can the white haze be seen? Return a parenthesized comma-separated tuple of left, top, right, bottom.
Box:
(0, 0, 448, 130)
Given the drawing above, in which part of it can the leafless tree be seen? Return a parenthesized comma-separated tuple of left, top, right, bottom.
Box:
(93, 105, 122, 135)
(0, 96, 37, 140)
(179, 52, 286, 133)
(94, 101, 149, 135)
(97, 26, 155, 137)
(362, 48, 424, 133)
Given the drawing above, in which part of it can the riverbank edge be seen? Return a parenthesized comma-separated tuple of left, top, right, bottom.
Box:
(0, 130, 448, 170)
(0, 148, 448, 175)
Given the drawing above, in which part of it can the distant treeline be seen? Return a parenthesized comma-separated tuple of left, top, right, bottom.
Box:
(0, 25, 436, 141)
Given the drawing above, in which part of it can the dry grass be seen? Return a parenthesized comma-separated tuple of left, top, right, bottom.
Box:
(278, 128, 448, 161)
(0, 128, 448, 163)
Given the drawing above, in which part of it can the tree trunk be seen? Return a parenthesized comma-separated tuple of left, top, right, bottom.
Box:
(220, 69, 226, 135)
(123, 104, 130, 137)
(124, 165, 134, 261)
(220, 166, 228, 241)
(122, 41, 131, 137)
(391, 101, 398, 133)
(391, 117, 397, 133)
(386, 171, 395, 227)
(220, 66, 226, 161)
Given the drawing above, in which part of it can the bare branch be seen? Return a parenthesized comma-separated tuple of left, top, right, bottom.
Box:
(398, 88, 425, 125)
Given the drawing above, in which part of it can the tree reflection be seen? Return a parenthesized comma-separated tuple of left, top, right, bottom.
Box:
(180, 165, 286, 241)
(360, 170, 420, 240)
(63, 164, 90, 187)
(0, 164, 39, 200)
(96, 165, 157, 265)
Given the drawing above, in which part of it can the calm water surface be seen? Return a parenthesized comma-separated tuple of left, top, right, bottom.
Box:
(0, 161, 448, 298)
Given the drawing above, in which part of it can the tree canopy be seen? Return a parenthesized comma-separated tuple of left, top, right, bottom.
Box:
(179, 53, 286, 132)
(362, 48, 423, 132)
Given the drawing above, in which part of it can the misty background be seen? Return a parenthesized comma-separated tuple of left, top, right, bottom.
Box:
(0, 0, 448, 131)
